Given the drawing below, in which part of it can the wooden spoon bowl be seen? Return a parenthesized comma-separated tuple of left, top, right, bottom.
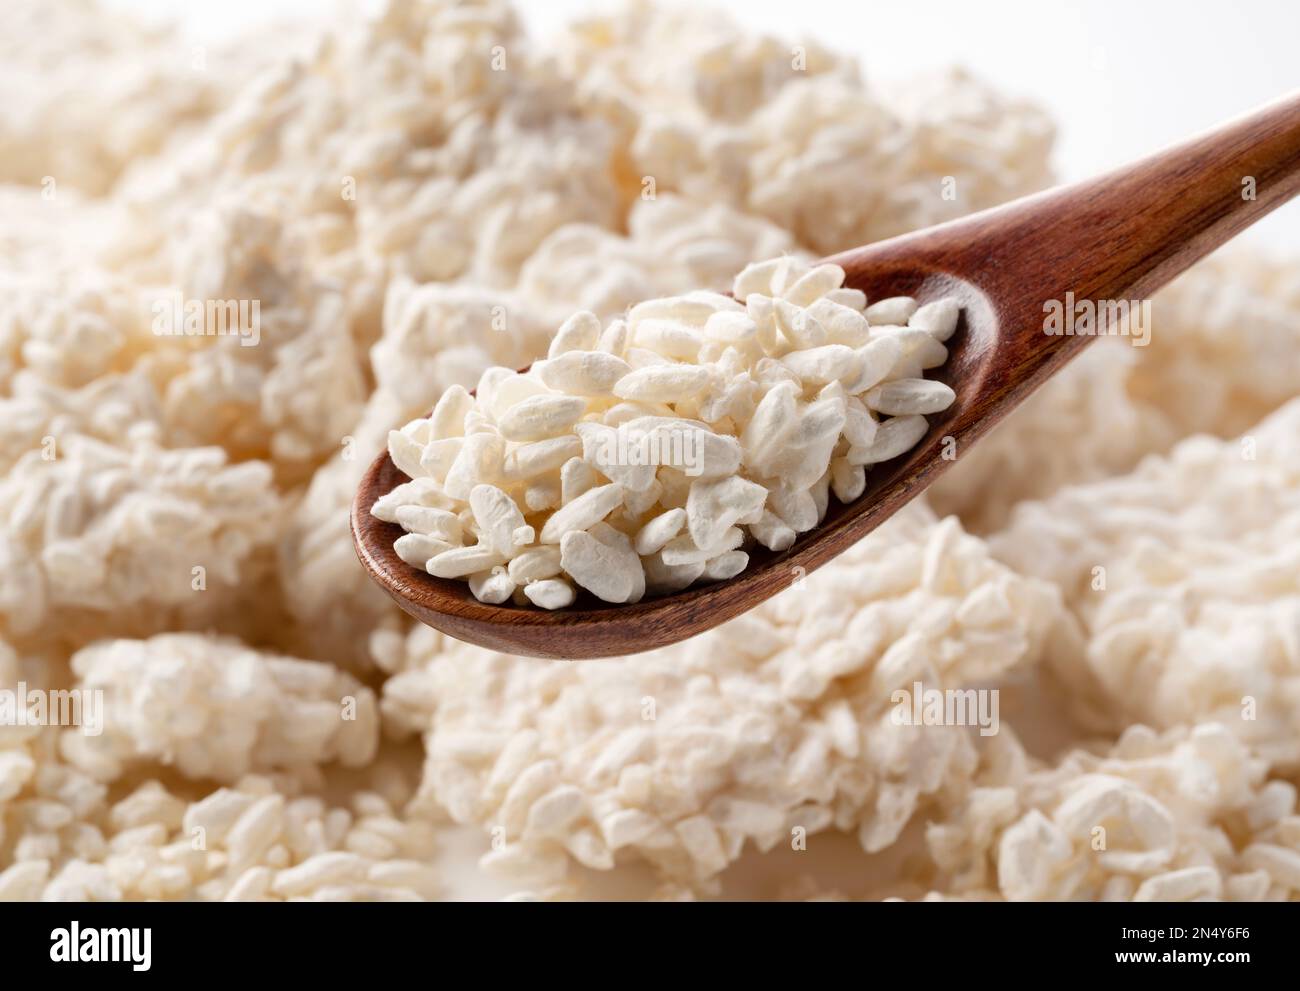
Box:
(354, 270, 992, 659)
(354, 91, 1300, 659)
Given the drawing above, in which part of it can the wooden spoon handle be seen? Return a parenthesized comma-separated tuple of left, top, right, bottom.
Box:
(833, 89, 1300, 394)
(970, 88, 1300, 322)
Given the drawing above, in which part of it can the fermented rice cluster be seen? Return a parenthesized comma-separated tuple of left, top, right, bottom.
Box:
(2, 0, 1299, 901)
(379, 258, 959, 606)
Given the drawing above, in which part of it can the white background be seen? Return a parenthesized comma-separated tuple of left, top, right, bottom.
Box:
(110, 0, 1300, 253)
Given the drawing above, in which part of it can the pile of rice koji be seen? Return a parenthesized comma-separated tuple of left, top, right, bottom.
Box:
(2, 0, 1299, 902)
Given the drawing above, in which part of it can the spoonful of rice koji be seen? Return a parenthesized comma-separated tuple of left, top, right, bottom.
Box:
(353, 90, 1300, 658)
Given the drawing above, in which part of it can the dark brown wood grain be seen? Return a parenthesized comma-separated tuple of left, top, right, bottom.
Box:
(352, 90, 1300, 659)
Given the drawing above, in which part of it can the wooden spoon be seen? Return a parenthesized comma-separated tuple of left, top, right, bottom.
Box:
(353, 91, 1300, 659)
